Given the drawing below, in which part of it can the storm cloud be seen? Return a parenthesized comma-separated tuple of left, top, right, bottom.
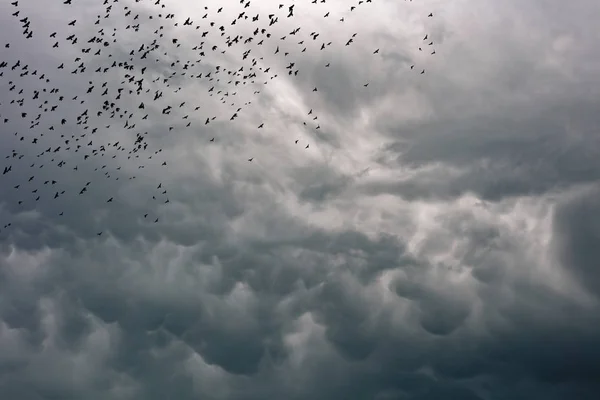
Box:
(1, 0, 599, 399)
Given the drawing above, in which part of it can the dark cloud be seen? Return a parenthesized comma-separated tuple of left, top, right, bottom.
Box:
(363, 96, 600, 201)
(553, 186, 600, 298)
(1, 0, 600, 399)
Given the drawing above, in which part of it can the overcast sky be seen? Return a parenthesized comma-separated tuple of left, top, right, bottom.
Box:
(1, 0, 600, 399)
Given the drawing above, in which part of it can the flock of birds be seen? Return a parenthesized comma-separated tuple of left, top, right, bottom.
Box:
(0, 0, 439, 237)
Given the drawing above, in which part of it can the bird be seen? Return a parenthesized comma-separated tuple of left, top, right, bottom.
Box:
(0, 0, 443, 237)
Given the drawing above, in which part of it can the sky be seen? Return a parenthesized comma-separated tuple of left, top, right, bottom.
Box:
(1, 0, 600, 399)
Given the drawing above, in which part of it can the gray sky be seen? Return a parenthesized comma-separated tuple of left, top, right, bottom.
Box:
(1, 0, 600, 399)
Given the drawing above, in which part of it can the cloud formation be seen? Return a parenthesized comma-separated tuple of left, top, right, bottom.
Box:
(1, 0, 599, 399)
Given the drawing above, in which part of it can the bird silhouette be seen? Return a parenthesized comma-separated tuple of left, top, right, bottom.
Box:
(0, 0, 440, 236)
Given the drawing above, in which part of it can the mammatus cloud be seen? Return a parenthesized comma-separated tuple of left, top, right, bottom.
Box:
(1, 0, 599, 399)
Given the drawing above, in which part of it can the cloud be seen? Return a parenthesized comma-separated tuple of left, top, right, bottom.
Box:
(1, 0, 600, 399)
(553, 186, 600, 298)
